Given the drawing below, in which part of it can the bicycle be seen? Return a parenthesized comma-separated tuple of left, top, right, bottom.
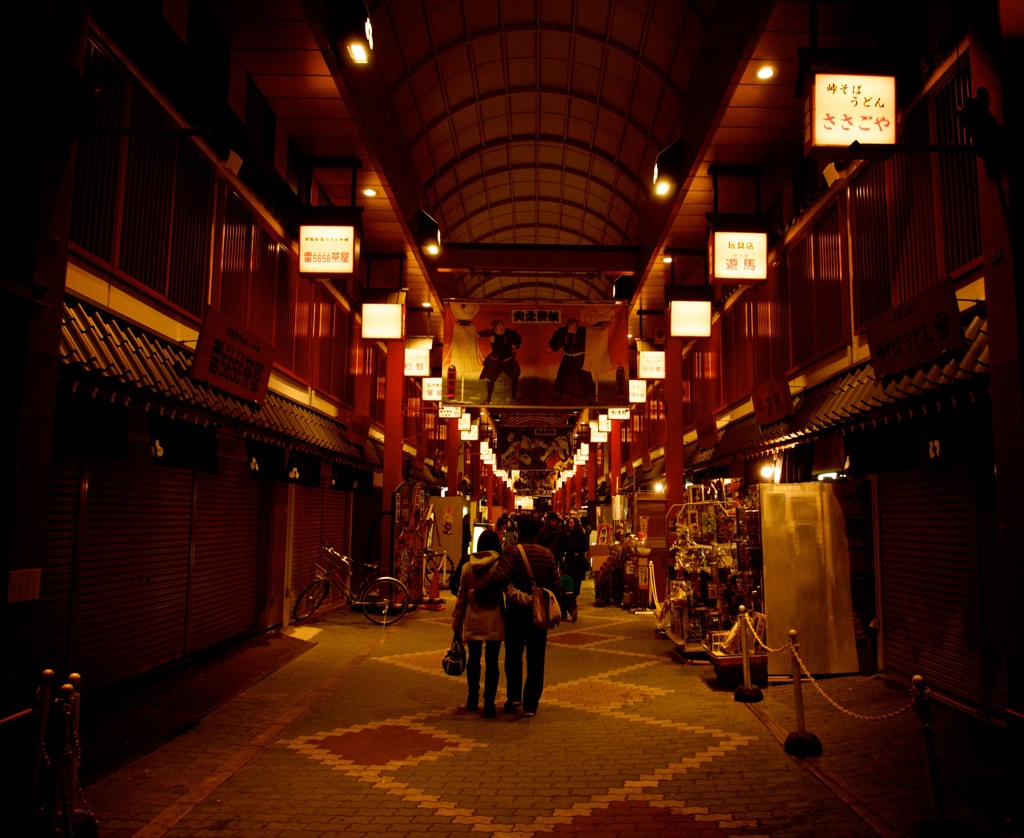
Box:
(423, 548, 455, 590)
(292, 544, 411, 625)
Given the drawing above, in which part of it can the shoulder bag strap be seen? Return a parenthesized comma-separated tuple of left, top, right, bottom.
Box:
(516, 544, 535, 581)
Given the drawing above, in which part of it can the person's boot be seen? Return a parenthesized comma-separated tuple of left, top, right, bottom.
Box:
(464, 690, 479, 711)
(483, 701, 496, 718)
(483, 381, 494, 404)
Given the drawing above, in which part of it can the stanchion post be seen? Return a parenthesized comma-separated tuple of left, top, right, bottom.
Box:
(32, 669, 54, 817)
(67, 673, 81, 814)
(911, 675, 960, 836)
(783, 629, 822, 756)
(733, 605, 763, 703)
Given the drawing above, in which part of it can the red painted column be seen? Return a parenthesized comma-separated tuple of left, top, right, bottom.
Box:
(609, 419, 621, 497)
(446, 418, 460, 496)
(663, 334, 686, 593)
(382, 338, 406, 575)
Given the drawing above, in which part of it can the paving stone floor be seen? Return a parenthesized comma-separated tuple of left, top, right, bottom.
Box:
(82, 581, 1017, 837)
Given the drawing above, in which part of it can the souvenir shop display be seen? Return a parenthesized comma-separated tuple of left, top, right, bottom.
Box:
(661, 483, 763, 655)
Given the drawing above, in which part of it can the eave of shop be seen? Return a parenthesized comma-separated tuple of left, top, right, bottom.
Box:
(59, 298, 372, 467)
(624, 313, 990, 483)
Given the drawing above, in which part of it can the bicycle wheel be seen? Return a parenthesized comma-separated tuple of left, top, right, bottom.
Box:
(293, 579, 329, 621)
(359, 577, 410, 625)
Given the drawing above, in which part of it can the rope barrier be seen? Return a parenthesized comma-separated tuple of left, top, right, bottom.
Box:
(742, 612, 914, 722)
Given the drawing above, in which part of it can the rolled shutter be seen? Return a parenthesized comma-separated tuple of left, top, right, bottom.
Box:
(73, 440, 193, 688)
(189, 452, 261, 652)
(877, 468, 982, 710)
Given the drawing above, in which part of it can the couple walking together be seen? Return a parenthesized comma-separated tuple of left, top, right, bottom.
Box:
(450, 513, 562, 718)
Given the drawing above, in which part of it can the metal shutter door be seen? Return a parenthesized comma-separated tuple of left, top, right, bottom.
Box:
(321, 479, 351, 557)
(877, 468, 982, 711)
(290, 482, 324, 608)
(37, 452, 83, 676)
(73, 441, 193, 688)
(189, 453, 261, 652)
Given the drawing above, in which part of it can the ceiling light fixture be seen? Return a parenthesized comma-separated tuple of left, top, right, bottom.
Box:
(362, 187, 378, 197)
(756, 65, 776, 80)
(332, 2, 374, 65)
(416, 210, 442, 257)
(653, 140, 685, 197)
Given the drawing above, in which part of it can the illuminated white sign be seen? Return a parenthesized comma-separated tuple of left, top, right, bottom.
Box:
(607, 407, 631, 420)
(628, 379, 647, 403)
(805, 73, 897, 153)
(422, 377, 442, 401)
(298, 225, 356, 274)
(404, 346, 431, 377)
(710, 230, 768, 284)
(638, 350, 665, 379)
(438, 405, 462, 418)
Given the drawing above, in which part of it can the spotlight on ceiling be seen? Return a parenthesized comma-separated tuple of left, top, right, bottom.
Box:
(653, 140, 685, 197)
(332, 2, 374, 65)
(416, 210, 442, 256)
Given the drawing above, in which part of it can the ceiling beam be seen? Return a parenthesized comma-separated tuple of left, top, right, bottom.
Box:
(432, 244, 640, 274)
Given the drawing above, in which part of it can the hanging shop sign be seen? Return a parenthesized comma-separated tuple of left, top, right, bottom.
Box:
(438, 404, 462, 418)
(298, 224, 357, 274)
(191, 307, 273, 404)
(751, 377, 795, 426)
(696, 414, 721, 447)
(608, 407, 631, 421)
(347, 413, 371, 447)
(864, 277, 965, 377)
(404, 338, 432, 376)
(628, 379, 647, 403)
(422, 377, 442, 401)
(707, 214, 768, 285)
(804, 72, 897, 157)
(637, 350, 665, 379)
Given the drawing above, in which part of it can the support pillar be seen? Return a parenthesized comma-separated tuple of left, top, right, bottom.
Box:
(382, 339, 405, 575)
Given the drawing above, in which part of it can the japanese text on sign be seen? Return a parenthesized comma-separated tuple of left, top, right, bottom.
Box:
(808, 73, 896, 149)
(191, 308, 273, 404)
(404, 346, 431, 376)
(510, 308, 562, 324)
(638, 350, 665, 379)
(710, 230, 767, 282)
(298, 224, 356, 274)
(864, 278, 965, 377)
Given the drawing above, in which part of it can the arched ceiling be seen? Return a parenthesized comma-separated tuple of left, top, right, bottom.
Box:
(208, 0, 885, 344)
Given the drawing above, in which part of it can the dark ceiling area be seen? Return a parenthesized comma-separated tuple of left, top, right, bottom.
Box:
(95, 0, 919, 432)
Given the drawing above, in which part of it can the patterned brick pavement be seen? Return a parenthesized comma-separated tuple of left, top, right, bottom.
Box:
(82, 582, 1016, 837)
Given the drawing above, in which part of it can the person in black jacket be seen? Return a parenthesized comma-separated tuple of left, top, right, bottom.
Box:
(473, 513, 561, 717)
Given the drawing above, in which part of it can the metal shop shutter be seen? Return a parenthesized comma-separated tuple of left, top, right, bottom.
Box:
(73, 441, 194, 689)
(189, 453, 261, 653)
(321, 479, 351, 557)
(877, 468, 982, 711)
(36, 453, 83, 677)
(290, 480, 325, 604)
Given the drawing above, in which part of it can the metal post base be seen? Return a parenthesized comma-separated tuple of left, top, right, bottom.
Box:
(783, 731, 823, 756)
(733, 684, 763, 703)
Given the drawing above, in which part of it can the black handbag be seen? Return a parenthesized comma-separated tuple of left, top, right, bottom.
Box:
(442, 633, 467, 676)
